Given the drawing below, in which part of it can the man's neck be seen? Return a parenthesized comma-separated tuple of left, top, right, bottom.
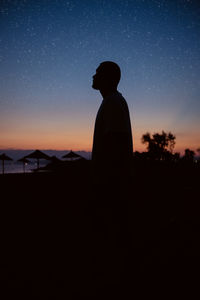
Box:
(100, 88, 117, 99)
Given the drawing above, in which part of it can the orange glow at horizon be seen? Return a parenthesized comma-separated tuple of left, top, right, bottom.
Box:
(1, 106, 199, 154)
(1, 127, 199, 155)
(0, 131, 93, 151)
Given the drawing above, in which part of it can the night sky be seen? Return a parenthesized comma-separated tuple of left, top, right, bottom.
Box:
(1, 0, 200, 153)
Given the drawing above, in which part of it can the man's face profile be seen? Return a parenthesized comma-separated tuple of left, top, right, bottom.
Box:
(92, 61, 121, 91)
(92, 65, 104, 90)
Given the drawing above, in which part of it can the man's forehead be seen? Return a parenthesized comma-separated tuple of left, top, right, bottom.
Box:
(97, 64, 107, 74)
(96, 65, 102, 72)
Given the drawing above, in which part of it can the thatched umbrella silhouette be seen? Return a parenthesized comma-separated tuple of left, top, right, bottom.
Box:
(0, 153, 13, 174)
(25, 150, 50, 169)
(62, 150, 81, 161)
(18, 157, 30, 173)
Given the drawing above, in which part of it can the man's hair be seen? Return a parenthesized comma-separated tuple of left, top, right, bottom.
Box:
(99, 61, 121, 87)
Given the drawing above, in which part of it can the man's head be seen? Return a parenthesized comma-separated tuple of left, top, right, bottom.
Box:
(92, 61, 121, 91)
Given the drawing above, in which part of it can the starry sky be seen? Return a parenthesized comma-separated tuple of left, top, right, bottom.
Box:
(0, 0, 200, 154)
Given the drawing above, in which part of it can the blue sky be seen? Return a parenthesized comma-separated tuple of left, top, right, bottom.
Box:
(0, 0, 200, 153)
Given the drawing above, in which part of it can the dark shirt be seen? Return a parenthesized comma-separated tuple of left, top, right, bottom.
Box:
(92, 91, 133, 184)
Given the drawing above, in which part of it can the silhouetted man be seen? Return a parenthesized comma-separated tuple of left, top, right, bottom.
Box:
(91, 61, 133, 252)
(92, 61, 133, 186)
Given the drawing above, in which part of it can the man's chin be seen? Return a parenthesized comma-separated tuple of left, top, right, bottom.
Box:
(92, 83, 99, 90)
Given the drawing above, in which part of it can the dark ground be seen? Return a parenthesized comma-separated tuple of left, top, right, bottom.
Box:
(0, 160, 200, 299)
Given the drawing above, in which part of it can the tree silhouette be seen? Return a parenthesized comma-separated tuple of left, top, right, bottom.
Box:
(141, 131, 176, 160)
(168, 132, 176, 153)
(183, 148, 195, 162)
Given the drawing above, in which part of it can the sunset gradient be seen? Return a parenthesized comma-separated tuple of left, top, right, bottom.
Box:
(1, 0, 200, 155)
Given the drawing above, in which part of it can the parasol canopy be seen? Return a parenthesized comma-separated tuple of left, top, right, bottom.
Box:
(25, 150, 50, 169)
(62, 150, 81, 160)
(0, 153, 13, 174)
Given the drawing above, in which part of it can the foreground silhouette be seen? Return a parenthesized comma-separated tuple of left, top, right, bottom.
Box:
(1, 161, 200, 298)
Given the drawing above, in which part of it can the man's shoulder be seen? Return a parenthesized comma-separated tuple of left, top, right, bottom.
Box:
(107, 91, 124, 100)
(106, 92, 128, 113)
(105, 91, 125, 104)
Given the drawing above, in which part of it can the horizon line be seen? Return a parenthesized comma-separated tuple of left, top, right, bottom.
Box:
(0, 148, 92, 152)
(0, 147, 191, 154)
